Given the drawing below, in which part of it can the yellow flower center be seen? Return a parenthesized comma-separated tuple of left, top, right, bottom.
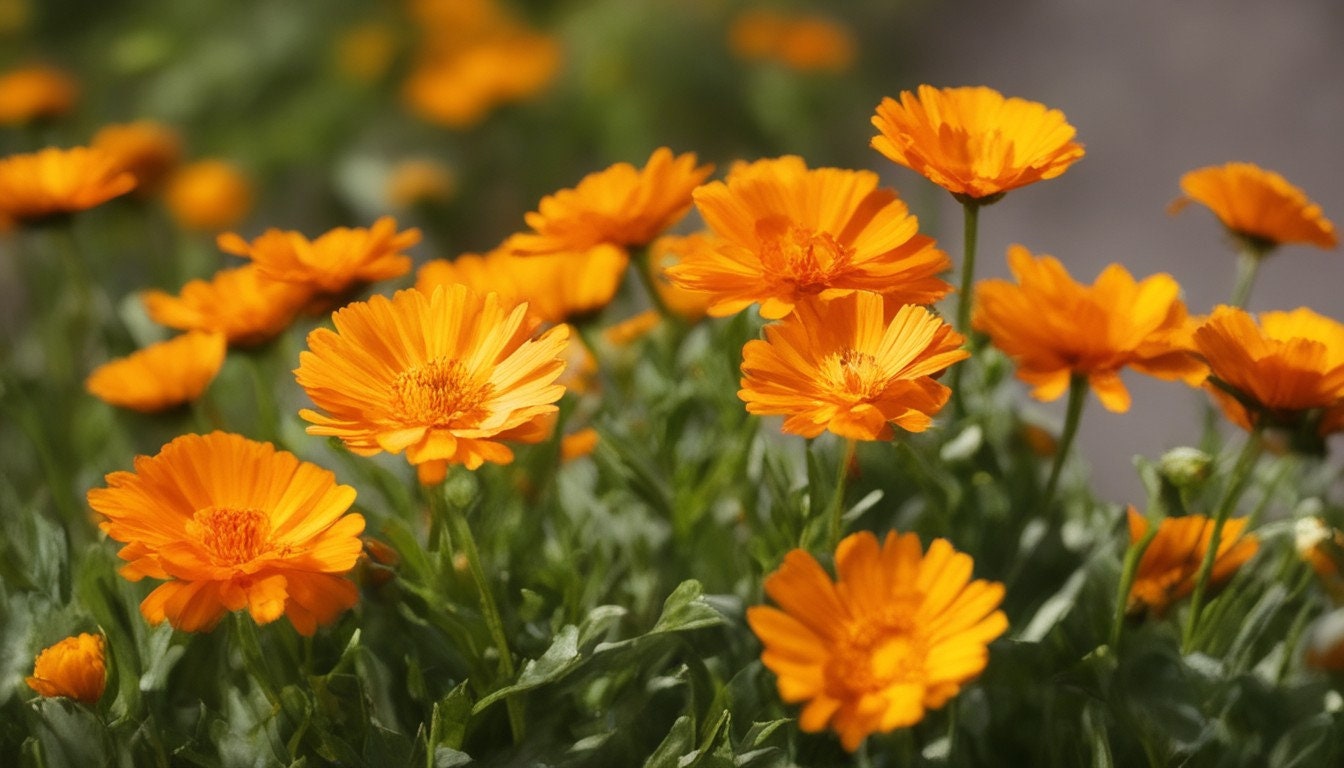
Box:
(756, 217, 854, 293)
(826, 596, 928, 695)
(392, 357, 494, 427)
(190, 506, 271, 565)
(821, 348, 888, 400)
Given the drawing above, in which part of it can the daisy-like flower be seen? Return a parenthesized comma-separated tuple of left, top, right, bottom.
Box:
(26, 633, 106, 704)
(739, 292, 968, 440)
(295, 285, 570, 484)
(1126, 507, 1258, 617)
(870, 85, 1084, 202)
(0, 147, 136, 222)
(164, 159, 253, 232)
(748, 530, 1007, 752)
(649, 232, 716, 322)
(973, 245, 1206, 413)
(666, 156, 952, 319)
(92, 120, 184, 194)
(85, 331, 227, 412)
(87, 432, 366, 635)
(1172, 162, 1336, 251)
(727, 9, 856, 73)
(403, 31, 561, 129)
(0, 65, 78, 125)
(143, 264, 311, 347)
(504, 147, 714, 256)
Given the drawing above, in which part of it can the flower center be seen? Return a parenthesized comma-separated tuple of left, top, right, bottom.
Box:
(821, 348, 888, 399)
(756, 217, 854, 293)
(392, 357, 494, 427)
(825, 596, 928, 696)
(190, 506, 271, 566)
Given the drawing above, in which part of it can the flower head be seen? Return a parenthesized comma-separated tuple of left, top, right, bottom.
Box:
(649, 232, 716, 322)
(87, 432, 366, 635)
(27, 633, 106, 704)
(403, 31, 561, 128)
(740, 292, 968, 440)
(296, 285, 570, 484)
(85, 331, 226, 412)
(164, 159, 253, 231)
(748, 530, 1007, 751)
(142, 265, 311, 347)
(871, 85, 1084, 202)
(1171, 162, 1336, 251)
(973, 245, 1206, 413)
(665, 156, 951, 319)
(728, 9, 856, 73)
(92, 120, 184, 194)
(0, 147, 135, 222)
(0, 65, 77, 125)
(1126, 507, 1258, 617)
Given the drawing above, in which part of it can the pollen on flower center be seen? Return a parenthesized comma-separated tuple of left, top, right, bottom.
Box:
(392, 356, 494, 426)
(822, 348, 887, 399)
(757, 218, 853, 292)
(827, 609, 928, 695)
(190, 506, 271, 565)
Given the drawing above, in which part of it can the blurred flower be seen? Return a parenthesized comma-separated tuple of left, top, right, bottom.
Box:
(0, 146, 135, 222)
(85, 331, 226, 412)
(650, 233, 715, 322)
(560, 426, 599, 461)
(403, 31, 560, 128)
(1126, 507, 1258, 617)
(728, 9, 855, 72)
(26, 633, 106, 704)
(603, 309, 661, 346)
(92, 120, 184, 194)
(0, 64, 77, 125)
(1296, 517, 1344, 604)
(164, 159, 253, 231)
(748, 530, 1007, 751)
(142, 264, 310, 347)
(386, 158, 456, 209)
(296, 286, 569, 484)
(335, 21, 400, 84)
(666, 155, 951, 319)
(871, 85, 1084, 202)
(1171, 162, 1336, 251)
(1306, 608, 1344, 671)
(740, 292, 968, 440)
(973, 245, 1206, 413)
(88, 432, 365, 635)
(504, 147, 713, 256)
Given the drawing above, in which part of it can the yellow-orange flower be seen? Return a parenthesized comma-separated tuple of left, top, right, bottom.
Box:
(296, 285, 569, 484)
(403, 30, 560, 129)
(1126, 507, 1258, 617)
(871, 85, 1084, 202)
(386, 158, 456, 209)
(1172, 162, 1336, 250)
(85, 331, 226, 412)
(666, 156, 952, 319)
(0, 65, 77, 125)
(87, 432, 366, 635)
(164, 159, 253, 231)
(748, 530, 1007, 751)
(560, 426, 599, 461)
(26, 633, 106, 704)
(92, 120, 184, 194)
(740, 292, 968, 440)
(649, 232, 719, 322)
(728, 9, 855, 73)
(504, 148, 714, 256)
(142, 265, 310, 347)
(0, 147, 136, 222)
(973, 245, 1206, 413)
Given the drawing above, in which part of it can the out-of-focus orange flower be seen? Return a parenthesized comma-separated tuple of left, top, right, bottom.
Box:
(603, 310, 661, 346)
(403, 31, 560, 129)
(26, 633, 106, 704)
(0, 65, 77, 125)
(88, 432, 365, 635)
(728, 9, 855, 72)
(504, 148, 714, 256)
(871, 85, 1084, 202)
(386, 158, 456, 209)
(1171, 162, 1336, 251)
(973, 245, 1206, 413)
(142, 265, 310, 347)
(85, 331, 226, 412)
(650, 233, 717, 322)
(164, 159, 253, 232)
(560, 426, 599, 461)
(0, 147, 135, 222)
(748, 530, 1007, 752)
(740, 292, 968, 440)
(92, 120, 184, 194)
(666, 155, 951, 319)
(1126, 507, 1258, 617)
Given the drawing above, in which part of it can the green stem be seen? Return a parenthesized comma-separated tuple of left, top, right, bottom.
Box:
(1110, 524, 1158, 648)
(1228, 240, 1269, 309)
(828, 439, 857, 549)
(231, 613, 282, 707)
(955, 200, 981, 334)
(631, 244, 676, 321)
(1042, 374, 1088, 515)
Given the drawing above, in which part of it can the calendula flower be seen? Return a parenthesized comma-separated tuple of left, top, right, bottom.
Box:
(92, 120, 183, 194)
(386, 158, 456, 209)
(0, 146, 135, 222)
(403, 31, 560, 129)
(142, 264, 310, 347)
(164, 159, 253, 231)
(504, 147, 714, 256)
(85, 331, 226, 412)
(740, 292, 968, 440)
(666, 156, 952, 319)
(87, 432, 366, 635)
(1171, 162, 1336, 251)
(1126, 507, 1258, 617)
(0, 64, 77, 125)
(649, 233, 716, 322)
(871, 85, 1084, 202)
(296, 285, 569, 484)
(973, 245, 1206, 413)
(728, 9, 855, 72)
(748, 530, 1007, 751)
(560, 426, 599, 461)
(26, 633, 106, 704)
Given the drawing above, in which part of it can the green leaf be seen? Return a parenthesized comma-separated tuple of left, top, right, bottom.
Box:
(642, 714, 696, 768)
(472, 624, 581, 712)
(427, 682, 473, 755)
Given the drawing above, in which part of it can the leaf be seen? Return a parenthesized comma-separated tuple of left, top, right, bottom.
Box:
(642, 715, 696, 768)
(428, 682, 473, 755)
(472, 625, 581, 713)
(648, 581, 727, 637)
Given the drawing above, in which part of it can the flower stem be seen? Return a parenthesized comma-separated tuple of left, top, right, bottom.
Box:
(1229, 239, 1269, 309)
(1109, 524, 1158, 649)
(1042, 374, 1087, 515)
(828, 438, 857, 549)
(955, 200, 981, 334)
(632, 244, 676, 321)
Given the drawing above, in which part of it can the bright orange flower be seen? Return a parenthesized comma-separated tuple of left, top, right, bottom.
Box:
(0, 65, 77, 125)
(1171, 162, 1336, 250)
(560, 426, 599, 461)
(871, 85, 1084, 202)
(296, 285, 569, 484)
(92, 120, 183, 194)
(26, 633, 106, 704)
(87, 432, 366, 635)
(740, 292, 968, 440)
(85, 331, 226, 412)
(1126, 507, 1258, 617)
(666, 156, 952, 319)
(649, 233, 716, 322)
(973, 245, 1206, 413)
(504, 148, 714, 256)
(164, 159, 253, 231)
(748, 530, 1007, 751)
(403, 30, 560, 129)
(0, 147, 135, 222)
(142, 264, 311, 347)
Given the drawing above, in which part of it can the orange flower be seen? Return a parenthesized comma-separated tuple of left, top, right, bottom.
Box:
(1126, 507, 1258, 617)
(740, 292, 968, 440)
(871, 85, 1084, 202)
(728, 9, 855, 72)
(87, 432, 366, 635)
(92, 120, 184, 194)
(603, 309, 661, 346)
(295, 285, 570, 484)
(560, 426, 599, 461)
(0, 147, 136, 222)
(0, 64, 78, 125)
(164, 159, 253, 231)
(649, 232, 716, 322)
(403, 30, 560, 129)
(26, 633, 106, 704)
(386, 158, 456, 209)
(504, 148, 714, 256)
(973, 245, 1206, 413)
(142, 265, 311, 347)
(748, 531, 1007, 751)
(665, 156, 952, 319)
(1171, 162, 1336, 250)
(85, 331, 227, 412)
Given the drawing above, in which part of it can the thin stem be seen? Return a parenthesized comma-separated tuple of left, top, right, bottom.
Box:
(1228, 240, 1269, 309)
(1042, 374, 1088, 515)
(955, 200, 981, 334)
(632, 244, 677, 321)
(828, 439, 857, 549)
(1110, 524, 1158, 649)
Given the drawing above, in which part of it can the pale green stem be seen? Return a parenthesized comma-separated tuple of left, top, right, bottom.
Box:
(1042, 374, 1088, 516)
(828, 439, 857, 549)
(1228, 240, 1269, 309)
(1110, 525, 1158, 649)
